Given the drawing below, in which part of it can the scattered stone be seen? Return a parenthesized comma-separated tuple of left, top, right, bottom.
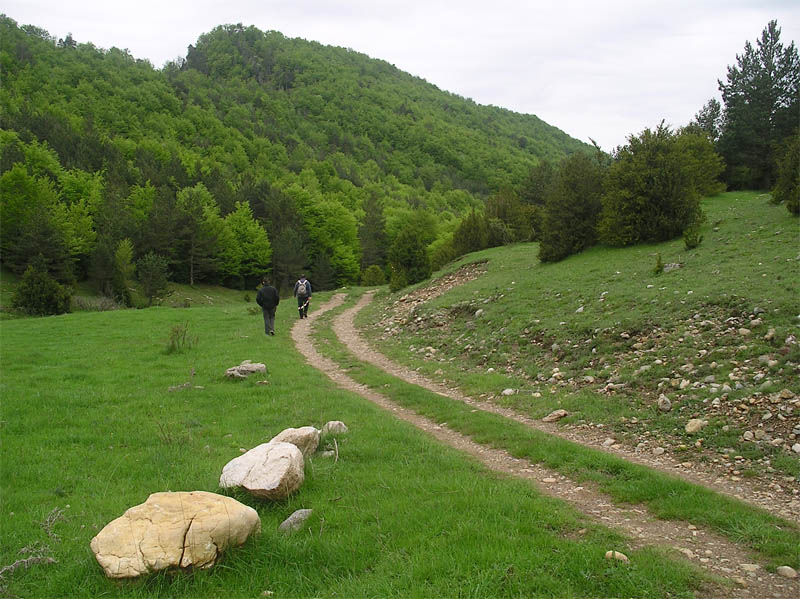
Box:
(501, 388, 516, 396)
(740, 563, 759, 574)
(321, 421, 349, 436)
(792, 444, 800, 454)
(742, 431, 754, 441)
(764, 328, 776, 341)
(657, 394, 672, 412)
(602, 438, 616, 447)
(685, 419, 707, 434)
(776, 566, 797, 579)
(542, 409, 568, 423)
(474, 309, 484, 318)
(779, 389, 795, 400)
(542, 478, 557, 483)
(226, 360, 267, 379)
(652, 447, 666, 456)
(278, 509, 313, 533)
(604, 550, 628, 563)
(738, 328, 751, 336)
(575, 306, 584, 314)
(270, 426, 320, 457)
(90, 491, 260, 578)
(219, 442, 305, 500)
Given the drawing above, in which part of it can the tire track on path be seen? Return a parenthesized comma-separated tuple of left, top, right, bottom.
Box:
(293, 293, 799, 599)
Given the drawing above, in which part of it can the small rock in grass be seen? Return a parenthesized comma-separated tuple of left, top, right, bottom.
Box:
(740, 563, 759, 574)
(279, 509, 313, 533)
(685, 419, 707, 434)
(657, 394, 672, 412)
(776, 566, 797, 579)
(321, 421, 349, 435)
(652, 447, 665, 456)
(604, 550, 628, 563)
(542, 409, 568, 423)
(792, 444, 800, 454)
(501, 388, 516, 396)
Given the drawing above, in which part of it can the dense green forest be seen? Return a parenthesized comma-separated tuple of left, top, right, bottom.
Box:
(1, 16, 796, 314)
(0, 16, 588, 299)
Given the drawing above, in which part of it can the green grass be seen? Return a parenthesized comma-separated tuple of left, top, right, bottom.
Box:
(358, 192, 800, 476)
(1, 299, 706, 597)
(310, 292, 800, 570)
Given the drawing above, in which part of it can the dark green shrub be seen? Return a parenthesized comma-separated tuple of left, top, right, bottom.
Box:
(389, 225, 431, 286)
(12, 257, 71, 316)
(771, 133, 799, 215)
(361, 264, 386, 286)
(137, 252, 170, 306)
(452, 209, 489, 256)
(599, 124, 701, 247)
(538, 152, 604, 262)
(389, 267, 408, 292)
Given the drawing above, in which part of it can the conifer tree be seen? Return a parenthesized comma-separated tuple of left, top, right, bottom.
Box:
(717, 20, 799, 189)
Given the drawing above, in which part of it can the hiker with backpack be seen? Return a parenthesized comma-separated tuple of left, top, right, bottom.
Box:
(256, 277, 280, 336)
(293, 275, 312, 319)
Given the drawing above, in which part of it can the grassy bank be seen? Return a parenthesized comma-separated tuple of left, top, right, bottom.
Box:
(310, 292, 800, 569)
(358, 192, 800, 477)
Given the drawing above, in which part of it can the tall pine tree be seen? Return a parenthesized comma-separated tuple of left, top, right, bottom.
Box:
(717, 20, 799, 189)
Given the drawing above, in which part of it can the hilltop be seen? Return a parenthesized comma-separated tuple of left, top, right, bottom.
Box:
(0, 16, 589, 291)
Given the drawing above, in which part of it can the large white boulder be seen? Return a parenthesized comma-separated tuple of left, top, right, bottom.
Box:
(90, 491, 260, 579)
(220, 441, 304, 499)
(270, 426, 320, 457)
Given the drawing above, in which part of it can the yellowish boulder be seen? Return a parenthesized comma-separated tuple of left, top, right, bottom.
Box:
(90, 491, 260, 579)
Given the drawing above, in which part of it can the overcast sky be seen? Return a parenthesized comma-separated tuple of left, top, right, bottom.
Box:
(5, 1, 799, 151)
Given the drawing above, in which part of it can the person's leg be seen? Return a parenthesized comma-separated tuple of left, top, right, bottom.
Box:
(297, 296, 304, 318)
(261, 308, 272, 335)
(302, 300, 309, 318)
(267, 307, 276, 334)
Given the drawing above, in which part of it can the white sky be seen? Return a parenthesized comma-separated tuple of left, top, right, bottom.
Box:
(4, 0, 799, 151)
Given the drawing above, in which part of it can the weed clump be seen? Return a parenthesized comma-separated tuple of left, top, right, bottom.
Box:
(165, 322, 198, 354)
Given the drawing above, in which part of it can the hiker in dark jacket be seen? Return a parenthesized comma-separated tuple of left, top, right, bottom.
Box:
(293, 275, 312, 319)
(256, 278, 280, 336)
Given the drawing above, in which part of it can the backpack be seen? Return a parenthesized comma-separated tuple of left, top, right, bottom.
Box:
(296, 279, 308, 296)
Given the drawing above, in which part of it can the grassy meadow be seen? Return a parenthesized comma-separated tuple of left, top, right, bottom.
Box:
(1, 294, 705, 597)
(0, 190, 798, 597)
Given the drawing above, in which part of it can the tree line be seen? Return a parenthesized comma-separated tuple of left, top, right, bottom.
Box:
(412, 20, 797, 275)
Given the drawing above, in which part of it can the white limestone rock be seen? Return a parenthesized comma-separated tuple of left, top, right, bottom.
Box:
(220, 441, 304, 500)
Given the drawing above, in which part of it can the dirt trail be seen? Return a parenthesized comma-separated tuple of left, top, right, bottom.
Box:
(345, 292, 799, 526)
(293, 294, 799, 599)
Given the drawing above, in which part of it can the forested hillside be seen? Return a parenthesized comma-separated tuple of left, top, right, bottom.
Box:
(0, 17, 588, 297)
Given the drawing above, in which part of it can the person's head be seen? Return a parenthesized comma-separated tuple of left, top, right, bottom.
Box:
(300, 274, 306, 280)
(261, 277, 268, 286)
